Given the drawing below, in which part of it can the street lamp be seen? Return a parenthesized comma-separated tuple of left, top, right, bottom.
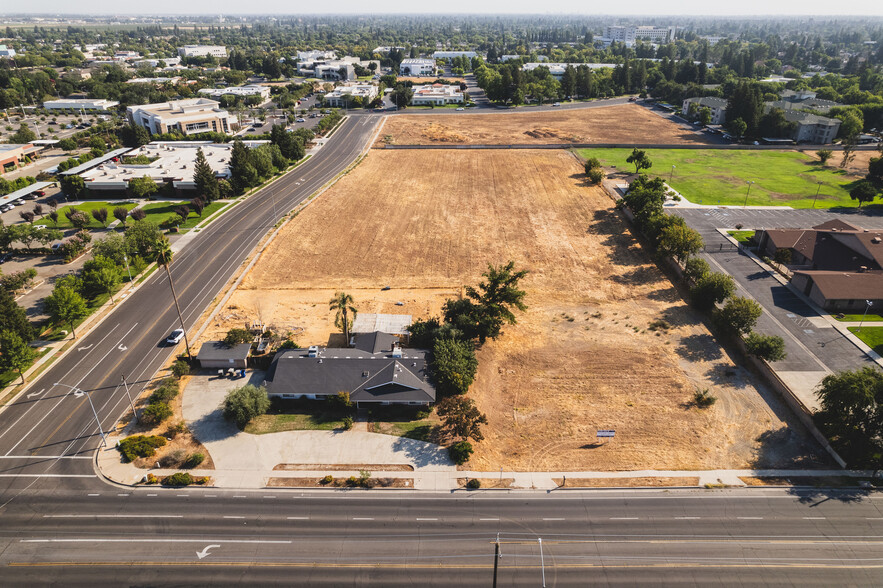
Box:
(670, 165, 676, 182)
(812, 181, 823, 208)
(743, 180, 755, 208)
(54, 383, 107, 447)
(123, 253, 133, 283)
(858, 300, 874, 333)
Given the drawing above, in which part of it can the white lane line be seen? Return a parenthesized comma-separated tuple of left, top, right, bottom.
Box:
(675, 517, 701, 520)
(87, 493, 100, 497)
(263, 496, 276, 499)
(543, 518, 566, 521)
(205, 495, 217, 498)
(21, 539, 292, 544)
(0, 474, 95, 478)
(176, 494, 188, 497)
(416, 518, 438, 521)
(610, 517, 639, 520)
(44, 515, 183, 519)
(866, 517, 883, 520)
(287, 516, 309, 520)
(804, 517, 826, 520)
(146, 494, 157, 497)
(233, 495, 246, 498)
(223, 516, 245, 519)
(738, 517, 764, 520)
(117, 493, 129, 497)
(0, 455, 91, 459)
(479, 518, 499, 521)
(352, 517, 374, 521)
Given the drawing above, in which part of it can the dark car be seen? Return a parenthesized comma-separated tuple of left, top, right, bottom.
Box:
(0, 252, 12, 264)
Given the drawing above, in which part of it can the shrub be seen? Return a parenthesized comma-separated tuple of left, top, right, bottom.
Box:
(466, 478, 481, 489)
(184, 453, 205, 468)
(149, 377, 179, 404)
(342, 416, 354, 430)
(320, 475, 334, 485)
(684, 257, 710, 284)
(328, 390, 354, 411)
(165, 421, 188, 438)
(223, 327, 252, 347)
(448, 441, 474, 465)
(145, 473, 159, 484)
(744, 332, 788, 362)
(141, 401, 173, 425)
(279, 339, 299, 349)
(171, 359, 191, 379)
(117, 435, 166, 462)
(223, 384, 270, 429)
(693, 388, 717, 408)
(346, 475, 359, 487)
(690, 272, 736, 311)
(647, 319, 670, 331)
(587, 167, 605, 185)
(584, 156, 601, 171)
(163, 472, 195, 486)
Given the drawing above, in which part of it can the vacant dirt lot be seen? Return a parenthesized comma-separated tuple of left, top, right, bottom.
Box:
(210, 149, 824, 471)
(376, 104, 711, 146)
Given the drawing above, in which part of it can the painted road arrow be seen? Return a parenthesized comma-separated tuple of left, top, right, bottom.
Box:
(196, 545, 221, 560)
(77, 344, 93, 351)
(118, 344, 127, 351)
(26, 389, 44, 399)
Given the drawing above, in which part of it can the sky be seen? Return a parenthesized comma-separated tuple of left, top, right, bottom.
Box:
(5, 2, 883, 17)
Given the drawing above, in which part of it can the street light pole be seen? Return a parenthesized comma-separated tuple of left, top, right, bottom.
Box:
(858, 300, 873, 333)
(813, 181, 823, 208)
(670, 165, 676, 182)
(121, 374, 137, 423)
(743, 180, 754, 208)
(123, 254, 133, 283)
(54, 383, 107, 447)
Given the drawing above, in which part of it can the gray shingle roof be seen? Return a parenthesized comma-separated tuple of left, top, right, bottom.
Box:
(196, 341, 251, 361)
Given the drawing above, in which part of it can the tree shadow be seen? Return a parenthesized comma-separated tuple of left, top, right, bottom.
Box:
(645, 286, 680, 302)
(675, 333, 723, 362)
(610, 266, 658, 285)
(704, 363, 750, 389)
(390, 436, 454, 467)
(749, 426, 831, 470)
(787, 486, 871, 505)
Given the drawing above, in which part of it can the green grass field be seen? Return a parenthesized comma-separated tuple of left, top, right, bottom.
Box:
(50, 202, 137, 229)
(140, 201, 226, 230)
(848, 327, 883, 355)
(835, 313, 883, 322)
(727, 230, 755, 243)
(579, 148, 875, 209)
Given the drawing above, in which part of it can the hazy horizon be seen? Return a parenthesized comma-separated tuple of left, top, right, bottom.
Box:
(2, 3, 883, 17)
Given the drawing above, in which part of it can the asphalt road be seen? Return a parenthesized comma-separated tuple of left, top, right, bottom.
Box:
(0, 114, 381, 495)
(0, 488, 881, 584)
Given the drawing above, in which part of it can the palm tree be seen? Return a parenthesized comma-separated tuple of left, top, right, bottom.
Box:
(156, 239, 192, 361)
(329, 291, 357, 345)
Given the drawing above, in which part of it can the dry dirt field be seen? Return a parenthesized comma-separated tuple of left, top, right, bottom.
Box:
(376, 104, 712, 146)
(209, 149, 824, 472)
(829, 148, 882, 176)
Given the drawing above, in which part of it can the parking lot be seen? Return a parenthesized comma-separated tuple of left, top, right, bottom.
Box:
(1, 112, 120, 143)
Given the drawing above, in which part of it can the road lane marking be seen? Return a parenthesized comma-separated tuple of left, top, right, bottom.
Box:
(416, 518, 438, 521)
(146, 494, 157, 497)
(479, 518, 499, 521)
(0, 474, 95, 478)
(287, 517, 309, 520)
(738, 517, 764, 520)
(675, 517, 701, 520)
(352, 517, 374, 521)
(803, 517, 826, 520)
(223, 516, 245, 519)
(543, 518, 566, 521)
(610, 517, 639, 520)
(87, 493, 100, 496)
(21, 539, 292, 544)
(117, 493, 129, 497)
(43, 515, 183, 519)
(233, 495, 246, 499)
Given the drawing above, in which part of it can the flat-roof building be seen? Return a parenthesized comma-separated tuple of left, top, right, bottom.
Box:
(323, 83, 379, 107)
(198, 85, 271, 101)
(432, 51, 478, 60)
(178, 45, 227, 58)
(127, 98, 231, 136)
(399, 58, 437, 77)
(0, 45, 17, 58)
(410, 84, 465, 106)
(296, 50, 336, 62)
(0, 144, 41, 172)
(43, 98, 119, 111)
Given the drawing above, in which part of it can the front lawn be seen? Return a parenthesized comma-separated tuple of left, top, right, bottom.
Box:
(727, 230, 755, 244)
(244, 398, 351, 434)
(848, 327, 883, 355)
(50, 201, 137, 229)
(579, 148, 872, 209)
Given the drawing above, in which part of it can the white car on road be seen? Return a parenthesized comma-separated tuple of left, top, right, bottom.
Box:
(166, 329, 185, 345)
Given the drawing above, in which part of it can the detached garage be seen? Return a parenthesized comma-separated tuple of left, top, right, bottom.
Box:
(196, 341, 251, 370)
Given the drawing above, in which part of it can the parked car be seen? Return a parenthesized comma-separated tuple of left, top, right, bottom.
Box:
(295, 118, 306, 123)
(552, 102, 561, 107)
(34, 190, 46, 197)
(166, 329, 185, 345)
(456, 107, 465, 111)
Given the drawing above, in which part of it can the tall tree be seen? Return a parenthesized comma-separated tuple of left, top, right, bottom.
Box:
(192, 147, 220, 202)
(657, 223, 703, 264)
(0, 330, 36, 384)
(436, 396, 488, 442)
(850, 180, 879, 208)
(329, 292, 358, 344)
(44, 285, 88, 338)
(815, 367, 883, 465)
(229, 140, 257, 195)
(0, 288, 34, 342)
(129, 176, 158, 200)
(626, 148, 652, 174)
(156, 238, 192, 361)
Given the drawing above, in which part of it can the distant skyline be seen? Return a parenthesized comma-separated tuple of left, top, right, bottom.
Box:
(3, 2, 883, 17)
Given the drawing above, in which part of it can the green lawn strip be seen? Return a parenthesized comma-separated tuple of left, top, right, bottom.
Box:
(835, 313, 883, 322)
(578, 148, 874, 209)
(40, 289, 119, 340)
(140, 201, 225, 229)
(245, 412, 346, 434)
(848, 327, 883, 355)
(50, 201, 137, 229)
(374, 420, 436, 442)
(727, 230, 755, 243)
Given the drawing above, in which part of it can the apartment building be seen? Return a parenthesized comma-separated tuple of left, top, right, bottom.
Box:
(127, 98, 231, 136)
(681, 96, 728, 124)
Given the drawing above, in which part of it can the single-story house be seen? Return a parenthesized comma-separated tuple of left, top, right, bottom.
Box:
(792, 270, 883, 312)
(264, 331, 435, 407)
(197, 341, 252, 369)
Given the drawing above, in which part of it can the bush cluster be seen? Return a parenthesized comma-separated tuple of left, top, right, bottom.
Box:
(118, 435, 166, 462)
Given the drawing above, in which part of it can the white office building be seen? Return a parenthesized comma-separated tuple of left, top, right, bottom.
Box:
(323, 84, 379, 107)
(198, 85, 272, 101)
(399, 58, 437, 76)
(178, 45, 228, 58)
(296, 50, 337, 62)
(0, 45, 17, 58)
(43, 98, 120, 111)
(432, 51, 478, 60)
(410, 84, 465, 106)
(127, 98, 231, 136)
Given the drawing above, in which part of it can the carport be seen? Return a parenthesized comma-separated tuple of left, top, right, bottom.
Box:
(0, 181, 56, 208)
(196, 341, 252, 370)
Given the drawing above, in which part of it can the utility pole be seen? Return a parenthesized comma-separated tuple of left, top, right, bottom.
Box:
(812, 181, 823, 208)
(160, 248, 193, 361)
(121, 374, 137, 423)
(55, 383, 107, 447)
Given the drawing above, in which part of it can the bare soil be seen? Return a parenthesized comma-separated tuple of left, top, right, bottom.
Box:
(457, 478, 515, 489)
(376, 104, 712, 146)
(212, 149, 824, 472)
(551, 477, 700, 487)
(827, 148, 882, 176)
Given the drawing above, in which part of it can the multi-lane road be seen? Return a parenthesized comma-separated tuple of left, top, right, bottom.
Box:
(1, 105, 882, 585)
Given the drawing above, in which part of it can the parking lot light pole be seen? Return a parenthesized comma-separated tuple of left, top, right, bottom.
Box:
(54, 383, 107, 447)
(858, 300, 873, 333)
(670, 165, 676, 182)
(813, 181, 823, 208)
(743, 180, 755, 208)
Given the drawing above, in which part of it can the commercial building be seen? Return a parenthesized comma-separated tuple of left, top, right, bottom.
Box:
(198, 85, 272, 101)
(681, 96, 728, 124)
(373, 46, 405, 54)
(113, 51, 141, 61)
(764, 90, 842, 114)
(323, 83, 379, 107)
(296, 50, 337, 62)
(601, 25, 676, 47)
(634, 26, 677, 43)
(77, 141, 268, 192)
(43, 98, 120, 111)
(264, 332, 435, 407)
(133, 57, 182, 68)
(0, 144, 41, 172)
(399, 58, 437, 77)
(178, 45, 228, 58)
(432, 51, 478, 60)
(0, 45, 16, 58)
(126, 77, 182, 85)
(757, 220, 883, 311)
(410, 84, 465, 106)
(296, 55, 364, 81)
(522, 62, 616, 81)
(127, 98, 231, 136)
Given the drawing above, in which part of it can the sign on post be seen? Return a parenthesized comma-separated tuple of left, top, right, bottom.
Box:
(596, 430, 615, 438)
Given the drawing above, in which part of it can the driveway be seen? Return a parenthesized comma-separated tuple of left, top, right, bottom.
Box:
(182, 371, 455, 488)
(673, 207, 883, 407)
